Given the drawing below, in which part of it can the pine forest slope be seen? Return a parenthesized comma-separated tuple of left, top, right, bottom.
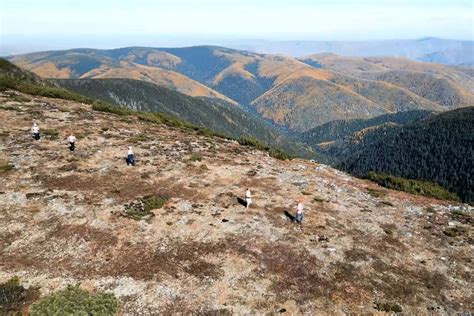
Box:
(325, 107, 474, 203)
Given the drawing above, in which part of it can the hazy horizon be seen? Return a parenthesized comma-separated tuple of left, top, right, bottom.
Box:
(1, 0, 473, 55)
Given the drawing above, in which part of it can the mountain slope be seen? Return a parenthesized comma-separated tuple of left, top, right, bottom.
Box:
(329, 108, 474, 203)
(7, 49, 235, 102)
(299, 110, 433, 147)
(300, 54, 474, 108)
(7, 46, 474, 131)
(1, 88, 472, 314)
(53, 78, 315, 158)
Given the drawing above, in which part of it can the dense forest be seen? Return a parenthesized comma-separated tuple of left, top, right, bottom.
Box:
(339, 107, 474, 203)
(299, 110, 432, 147)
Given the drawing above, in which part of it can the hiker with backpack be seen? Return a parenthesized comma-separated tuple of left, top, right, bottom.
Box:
(126, 146, 135, 166)
(31, 122, 40, 140)
(67, 133, 76, 152)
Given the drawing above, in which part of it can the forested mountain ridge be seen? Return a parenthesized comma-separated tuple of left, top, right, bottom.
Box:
(299, 110, 433, 148)
(7, 46, 474, 131)
(334, 107, 474, 203)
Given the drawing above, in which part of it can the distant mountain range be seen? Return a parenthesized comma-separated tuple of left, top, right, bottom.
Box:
(6, 45, 474, 132)
(229, 38, 474, 65)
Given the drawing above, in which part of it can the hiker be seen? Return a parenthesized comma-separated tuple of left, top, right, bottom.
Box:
(67, 133, 76, 152)
(245, 188, 252, 208)
(31, 122, 40, 140)
(126, 146, 135, 166)
(294, 200, 304, 224)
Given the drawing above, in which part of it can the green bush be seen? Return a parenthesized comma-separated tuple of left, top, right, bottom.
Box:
(374, 301, 402, 313)
(41, 128, 59, 140)
(366, 172, 460, 201)
(366, 187, 386, 198)
(0, 276, 39, 314)
(121, 195, 168, 221)
(0, 161, 15, 174)
(189, 154, 202, 162)
(30, 285, 118, 316)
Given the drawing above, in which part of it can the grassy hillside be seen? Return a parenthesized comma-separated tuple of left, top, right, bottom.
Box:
(53, 78, 318, 160)
(300, 54, 474, 108)
(337, 107, 474, 203)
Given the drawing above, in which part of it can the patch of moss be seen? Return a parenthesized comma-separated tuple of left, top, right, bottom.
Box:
(443, 226, 468, 238)
(450, 210, 473, 225)
(121, 195, 168, 221)
(129, 133, 152, 144)
(30, 285, 118, 316)
(189, 154, 202, 162)
(41, 128, 59, 140)
(375, 302, 402, 313)
(0, 161, 15, 174)
(366, 187, 386, 198)
(313, 196, 328, 203)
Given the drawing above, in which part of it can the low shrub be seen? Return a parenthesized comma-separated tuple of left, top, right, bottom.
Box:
(0, 276, 39, 314)
(30, 285, 118, 316)
(129, 133, 152, 144)
(189, 154, 202, 162)
(443, 226, 468, 238)
(366, 172, 459, 201)
(121, 195, 168, 221)
(366, 187, 386, 198)
(374, 301, 402, 313)
(41, 128, 59, 140)
(0, 161, 15, 174)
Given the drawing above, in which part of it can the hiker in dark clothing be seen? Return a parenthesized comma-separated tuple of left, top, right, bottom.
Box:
(294, 200, 304, 224)
(31, 123, 40, 140)
(67, 134, 76, 152)
(126, 146, 135, 166)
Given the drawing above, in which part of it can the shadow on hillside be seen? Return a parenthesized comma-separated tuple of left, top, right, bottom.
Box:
(284, 210, 295, 222)
(237, 197, 247, 207)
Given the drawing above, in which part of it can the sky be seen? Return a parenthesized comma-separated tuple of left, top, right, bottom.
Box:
(0, 0, 473, 54)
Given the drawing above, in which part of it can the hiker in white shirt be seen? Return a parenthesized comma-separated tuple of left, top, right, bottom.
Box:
(31, 123, 40, 140)
(67, 134, 76, 152)
(126, 146, 135, 166)
(245, 188, 252, 208)
(294, 200, 304, 224)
